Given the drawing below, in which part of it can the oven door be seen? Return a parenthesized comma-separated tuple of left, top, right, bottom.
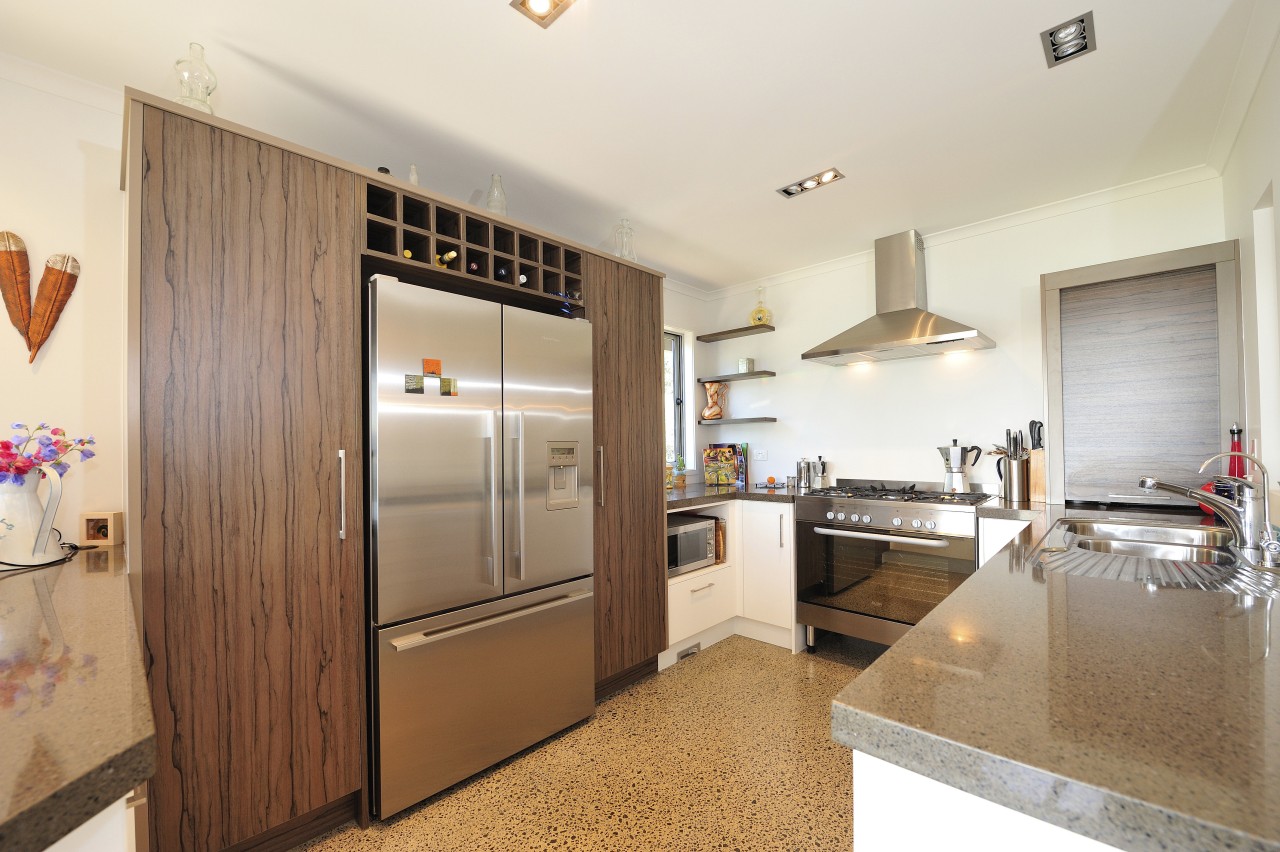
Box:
(796, 521, 975, 629)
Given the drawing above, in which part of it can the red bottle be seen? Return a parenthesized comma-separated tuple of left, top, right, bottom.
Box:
(1229, 423, 1245, 478)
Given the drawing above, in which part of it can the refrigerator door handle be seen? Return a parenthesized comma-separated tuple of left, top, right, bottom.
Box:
(390, 591, 592, 652)
(485, 410, 500, 587)
(510, 412, 526, 580)
(338, 449, 346, 540)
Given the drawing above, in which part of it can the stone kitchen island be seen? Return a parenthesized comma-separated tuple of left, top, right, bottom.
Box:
(833, 507, 1279, 851)
(0, 549, 154, 852)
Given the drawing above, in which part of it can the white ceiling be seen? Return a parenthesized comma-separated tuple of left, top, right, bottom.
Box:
(1, 0, 1273, 291)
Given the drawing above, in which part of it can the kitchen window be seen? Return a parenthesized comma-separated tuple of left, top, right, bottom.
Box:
(663, 331, 684, 464)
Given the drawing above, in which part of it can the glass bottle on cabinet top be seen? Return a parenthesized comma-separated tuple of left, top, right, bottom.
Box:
(486, 174, 508, 216)
(614, 218, 636, 261)
(174, 42, 217, 114)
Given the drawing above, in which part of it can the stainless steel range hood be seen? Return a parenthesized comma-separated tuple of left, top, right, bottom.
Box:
(802, 230, 995, 364)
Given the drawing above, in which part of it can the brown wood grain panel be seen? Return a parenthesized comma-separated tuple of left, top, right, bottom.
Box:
(139, 105, 363, 851)
(585, 255, 666, 684)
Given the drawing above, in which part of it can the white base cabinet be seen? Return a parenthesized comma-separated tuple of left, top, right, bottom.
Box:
(661, 500, 801, 670)
(977, 517, 1031, 567)
(667, 563, 738, 642)
(854, 752, 1113, 851)
(740, 502, 794, 629)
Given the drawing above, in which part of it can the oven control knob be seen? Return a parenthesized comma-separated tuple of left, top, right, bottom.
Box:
(892, 517, 902, 527)
(826, 511, 835, 520)
(861, 514, 871, 523)
(837, 512, 846, 521)
(926, 520, 937, 530)
(911, 519, 923, 529)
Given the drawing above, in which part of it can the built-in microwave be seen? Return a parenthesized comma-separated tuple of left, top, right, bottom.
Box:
(666, 514, 717, 578)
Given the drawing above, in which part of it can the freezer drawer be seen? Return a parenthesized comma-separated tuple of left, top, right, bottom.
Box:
(374, 579, 594, 818)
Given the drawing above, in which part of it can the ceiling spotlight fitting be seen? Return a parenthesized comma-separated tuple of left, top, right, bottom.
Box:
(1041, 11, 1096, 68)
(511, 0, 575, 28)
(777, 167, 844, 199)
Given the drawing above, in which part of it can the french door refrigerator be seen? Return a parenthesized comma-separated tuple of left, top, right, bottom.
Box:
(367, 274, 594, 818)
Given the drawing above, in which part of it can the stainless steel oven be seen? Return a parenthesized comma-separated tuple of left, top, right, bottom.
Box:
(795, 483, 984, 646)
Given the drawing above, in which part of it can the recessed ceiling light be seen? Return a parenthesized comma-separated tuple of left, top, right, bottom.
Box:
(510, 0, 575, 28)
(1041, 11, 1096, 68)
(777, 168, 844, 199)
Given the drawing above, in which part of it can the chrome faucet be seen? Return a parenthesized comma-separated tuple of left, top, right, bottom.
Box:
(1139, 451, 1280, 570)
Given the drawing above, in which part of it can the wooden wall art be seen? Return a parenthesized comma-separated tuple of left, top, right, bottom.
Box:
(0, 231, 80, 363)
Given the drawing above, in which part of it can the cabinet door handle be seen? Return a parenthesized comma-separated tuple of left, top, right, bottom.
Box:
(597, 446, 605, 507)
(690, 583, 715, 593)
(779, 513, 784, 547)
(338, 449, 347, 541)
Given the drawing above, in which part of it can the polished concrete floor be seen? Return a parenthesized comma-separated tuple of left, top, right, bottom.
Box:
(300, 633, 886, 851)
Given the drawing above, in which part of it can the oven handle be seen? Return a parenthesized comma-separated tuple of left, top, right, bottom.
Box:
(814, 527, 951, 548)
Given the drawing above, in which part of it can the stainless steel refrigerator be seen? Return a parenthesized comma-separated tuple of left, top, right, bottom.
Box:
(366, 274, 594, 818)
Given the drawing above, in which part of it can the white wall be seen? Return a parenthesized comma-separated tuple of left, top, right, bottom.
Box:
(669, 176, 1226, 488)
(0, 54, 127, 543)
(1221, 28, 1280, 522)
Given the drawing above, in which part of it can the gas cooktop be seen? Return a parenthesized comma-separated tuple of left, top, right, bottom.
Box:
(803, 483, 993, 507)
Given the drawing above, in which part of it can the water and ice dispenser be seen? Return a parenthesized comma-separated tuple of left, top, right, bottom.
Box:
(546, 442, 581, 510)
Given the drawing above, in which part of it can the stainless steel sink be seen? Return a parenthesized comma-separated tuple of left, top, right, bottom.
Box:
(1058, 520, 1234, 549)
(1029, 517, 1280, 597)
(1073, 538, 1236, 566)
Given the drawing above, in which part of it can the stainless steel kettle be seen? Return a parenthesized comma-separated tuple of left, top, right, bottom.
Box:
(938, 439, 981, 493)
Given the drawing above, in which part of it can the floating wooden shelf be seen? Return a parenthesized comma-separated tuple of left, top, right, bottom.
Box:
(696, 370, 777, 384)
(698, 417, 778, 425)
(696, 324, 775, 343)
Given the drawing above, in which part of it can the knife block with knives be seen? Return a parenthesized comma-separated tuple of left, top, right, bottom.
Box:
(1029, 420, 1045, 503)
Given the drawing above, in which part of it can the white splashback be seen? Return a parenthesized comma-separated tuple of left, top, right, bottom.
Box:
(670, 176, 1227, 488)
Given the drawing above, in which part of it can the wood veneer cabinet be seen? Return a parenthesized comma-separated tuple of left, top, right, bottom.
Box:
(132, 104, 364, 850)
(585, 255, 667, 694)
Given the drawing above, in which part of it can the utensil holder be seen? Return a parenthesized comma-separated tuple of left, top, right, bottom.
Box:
(999, 456, 1031, 503)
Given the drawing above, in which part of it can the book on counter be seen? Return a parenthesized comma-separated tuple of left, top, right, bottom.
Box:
(703, 442, 748, 486)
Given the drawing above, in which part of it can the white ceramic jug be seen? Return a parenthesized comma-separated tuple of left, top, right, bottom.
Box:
(0, 466, 64, 567)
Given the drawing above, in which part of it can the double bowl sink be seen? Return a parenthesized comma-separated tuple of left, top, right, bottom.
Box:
(1030, 518, 1277, 595)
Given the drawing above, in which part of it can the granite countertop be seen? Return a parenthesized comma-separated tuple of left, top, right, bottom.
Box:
(0, 547, 155, 852)
(666, 482, 799, 510)
(833, 504, 1280, 851)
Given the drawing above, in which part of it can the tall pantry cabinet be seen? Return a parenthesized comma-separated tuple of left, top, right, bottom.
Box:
(128, 102, 365, 849)
(586, 255, 667, 694)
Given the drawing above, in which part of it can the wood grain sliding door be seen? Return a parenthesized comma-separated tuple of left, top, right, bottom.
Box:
(585, 255, 666, 686)
(138, 105, 364, 850)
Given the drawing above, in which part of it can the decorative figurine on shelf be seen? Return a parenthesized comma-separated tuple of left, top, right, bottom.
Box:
(174, 42, 217, 115)
(701, 381, 727, 420)
(749, 286, 773, 326)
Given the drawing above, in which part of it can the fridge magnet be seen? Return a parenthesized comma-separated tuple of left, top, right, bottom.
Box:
(439, 377, 459, 396)
(422, 358, 442, 377)
(404, 374, 425, 394)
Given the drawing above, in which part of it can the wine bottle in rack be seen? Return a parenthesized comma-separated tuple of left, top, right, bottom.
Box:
(518, 274, 528, 285)
(495, 265, 510, 281)
(403, 249, 413, 260)
(468, 261, 480, 273)
(434, 250, 458, 268)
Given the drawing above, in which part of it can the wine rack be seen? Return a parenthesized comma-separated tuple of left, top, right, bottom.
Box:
(362, 180, 585, 311)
